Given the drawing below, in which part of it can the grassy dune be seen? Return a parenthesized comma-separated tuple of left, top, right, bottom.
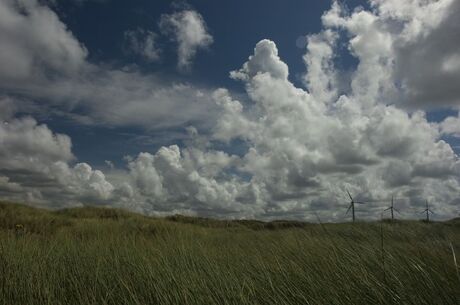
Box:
(0, 202, 459, 305)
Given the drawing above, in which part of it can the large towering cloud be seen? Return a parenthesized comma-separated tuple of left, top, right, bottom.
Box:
(208, 36, 460, 220)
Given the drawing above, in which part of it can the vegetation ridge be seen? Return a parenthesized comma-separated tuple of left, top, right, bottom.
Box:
(0, 201, 459, 305)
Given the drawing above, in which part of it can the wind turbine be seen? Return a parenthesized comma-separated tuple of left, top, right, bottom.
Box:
(422, 200, 434, 222)
(345, 189, 366, 223)
(384, 196, 401, 221)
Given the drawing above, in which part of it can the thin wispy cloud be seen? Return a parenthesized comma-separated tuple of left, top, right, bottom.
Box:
(160, 9, 213, 71)
(123, 29, 161, 62)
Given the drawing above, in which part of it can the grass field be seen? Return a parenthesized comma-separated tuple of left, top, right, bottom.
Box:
(0, 202, 459, 305)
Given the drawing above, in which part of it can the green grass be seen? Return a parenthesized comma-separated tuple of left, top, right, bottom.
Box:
(0, 202, 459, 305)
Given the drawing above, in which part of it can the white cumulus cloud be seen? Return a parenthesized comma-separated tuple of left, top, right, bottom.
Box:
(0, 107, 114, 206)
(0, 0, 87, 84)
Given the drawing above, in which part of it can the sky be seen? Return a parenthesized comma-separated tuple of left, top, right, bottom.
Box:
(1, 0, 460, 222)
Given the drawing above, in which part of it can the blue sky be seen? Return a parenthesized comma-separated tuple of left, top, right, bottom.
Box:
(41, 0, 453, 166)
(60, 0, 368, 87)
(0, 0, 459, 221)
(45, 0, 366, 167)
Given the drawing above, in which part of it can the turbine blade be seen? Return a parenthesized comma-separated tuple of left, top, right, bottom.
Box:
(384, 207, 391, 211)
(346, 204, 352, 215)
(347, 189, 353, 201)
(394, 208, 401, 214)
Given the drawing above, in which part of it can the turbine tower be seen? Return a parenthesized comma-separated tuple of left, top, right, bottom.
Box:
(422, 200, 434, 222)
(384, 196, 400, 221)
(345, 190, 366, 223)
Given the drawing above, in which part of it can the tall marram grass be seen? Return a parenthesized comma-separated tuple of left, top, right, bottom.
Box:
(0, 202, 459, 305)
